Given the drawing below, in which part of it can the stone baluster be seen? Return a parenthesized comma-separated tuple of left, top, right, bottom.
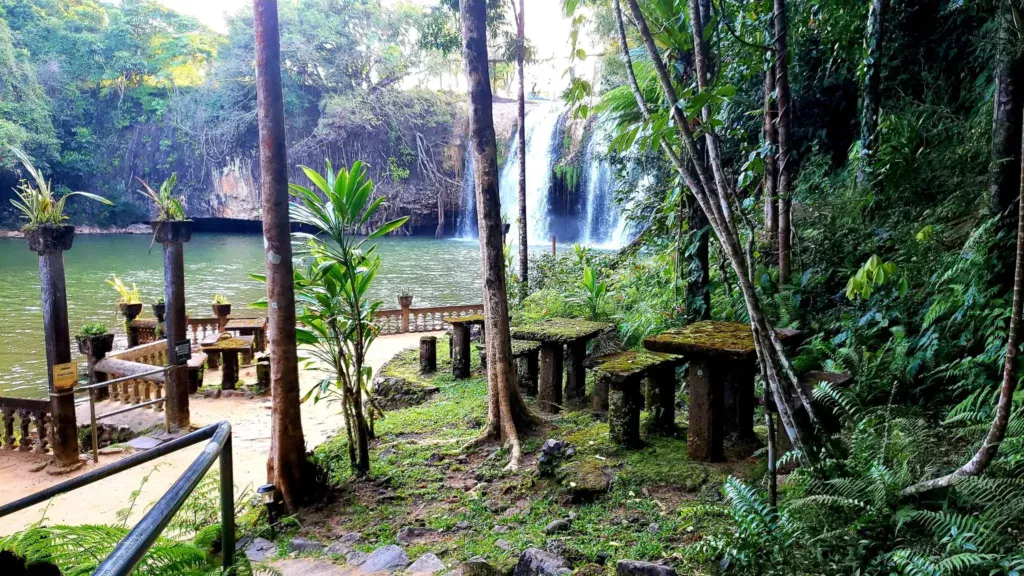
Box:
(2, 408, 14, 449)
(131, 379, 141, 404)
(154, 384, 164, 412)
(18, 410, 32, 451)
(32, 411, 48, 454)
(122, 380, 131, 404)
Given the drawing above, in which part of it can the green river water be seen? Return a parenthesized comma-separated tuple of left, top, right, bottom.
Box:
(0, 234, 495, 399)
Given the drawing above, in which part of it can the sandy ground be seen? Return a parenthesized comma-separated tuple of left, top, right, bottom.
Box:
(0, 331, 440, 535)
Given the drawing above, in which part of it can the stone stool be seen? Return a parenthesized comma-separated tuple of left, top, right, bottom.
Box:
(589, 350, 684, 447)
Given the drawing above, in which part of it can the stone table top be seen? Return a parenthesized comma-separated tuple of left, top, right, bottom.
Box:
(201, 334, 255, 352)
(511, 339, 541, 356)
(445, 314, 486, 325)
(643, 321, 802, 360)
(511, 318, 612, 345)
(587, 350, 685, 383)
(225, 317, 267, 330)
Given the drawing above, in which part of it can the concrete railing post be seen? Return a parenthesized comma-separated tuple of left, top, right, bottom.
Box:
(154, 221, 193, 431)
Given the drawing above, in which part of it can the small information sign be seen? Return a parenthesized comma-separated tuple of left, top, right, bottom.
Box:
(53, 362, 78, 390)
(175, 339, 192, 365)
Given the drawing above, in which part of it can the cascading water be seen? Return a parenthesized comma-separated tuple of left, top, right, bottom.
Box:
(580, 116, 630, 248)
(456, 150, 477, 239)
(499, 101, 565, 244)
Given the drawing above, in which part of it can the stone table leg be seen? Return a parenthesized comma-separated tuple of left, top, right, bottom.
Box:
(521, 350, 539, 396)
(648, 365, 677, 436)
(593, 373, 611, 412)
(222, 353, 239, 390)
(420, 336, 437, 374)
(688, 359, 724, 461)
(608, 377, 642, 447)
(564, 340, 587, 402)
(452, 325, 471, 379)
(538, 344, 564, 413)
(717, 359, 758, 444)
(207, 351, 221, 370)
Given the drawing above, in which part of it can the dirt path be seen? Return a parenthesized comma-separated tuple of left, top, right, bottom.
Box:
(0, 331, 439, 535)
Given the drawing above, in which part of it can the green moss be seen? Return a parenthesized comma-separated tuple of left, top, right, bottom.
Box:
(643, 320, 757, 356)
(511, 339, 541, 356)
(511, 318, 611, 343)
(594, 350, 683, 379)
(445, 313, 485, 325)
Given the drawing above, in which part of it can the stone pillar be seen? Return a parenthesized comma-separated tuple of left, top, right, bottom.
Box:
(78, 334, 115, 400)
(564, 340, 587, 401)
(27, 226, 80, 470)
(538, 344, 563, 413)
(452, 325, 471, 378)
(420, 336, 437, 373)
(593, 373, 611, 412)
(719, 360, 758, 443)
(221, 353, 239, 390)
(158, 221, 192, 431)
(687, 359, 724, 461)
(648, 365, 677, 435)
(608, 378, 642, 447)
(518, 351, 539, 396)
(399, 296, 413, 333)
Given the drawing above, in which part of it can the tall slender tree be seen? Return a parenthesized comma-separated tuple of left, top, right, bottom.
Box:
(460, 0, 536, 470)
(773, 0, 795, 285)
(514, 0, 528, 301)
(763, 59, 779, 249)
(254, 0, 307, 512)
(857, 0, 888, 186)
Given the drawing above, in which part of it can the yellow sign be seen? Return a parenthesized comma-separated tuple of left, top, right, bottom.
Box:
(53, 362, 78, 390)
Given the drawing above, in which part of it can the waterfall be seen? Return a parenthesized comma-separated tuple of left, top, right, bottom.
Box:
(580, 116, 630, 248)
(499, 101, 565, 245)
(457, 150, 477, 239)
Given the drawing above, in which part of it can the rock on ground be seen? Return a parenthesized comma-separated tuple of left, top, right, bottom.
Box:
(396, 526, 440, 544)
(616, 560, 678, 576)
(359, 544, 410, 573)
(408, 553, 447, 575)
(460, 556, 496, 576)
(543, 519, 571, 535)
(273, 559, 349, 576)
(289, 537, 325, 553)
(238, 536, 277, 562)
(513, 548, 572, 576)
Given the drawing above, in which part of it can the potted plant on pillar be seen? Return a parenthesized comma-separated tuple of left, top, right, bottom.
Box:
(211, 293, 232, 318)
(398, 289, 414, 309)
(107, 275, 144, 321)
(138, 173, 192, 243)
(152, 299, 166, 322)
(75, 322, 115, 356)
(8, 147, 112, 252)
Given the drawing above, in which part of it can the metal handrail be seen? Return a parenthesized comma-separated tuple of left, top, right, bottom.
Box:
(77, 367, 169, 392)
(79, 365, 172, 462)
(0, 422, 235, 575)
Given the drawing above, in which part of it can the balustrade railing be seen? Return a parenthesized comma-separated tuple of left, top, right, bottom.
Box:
(375, 304, 484, 335)
(0, 398, 50, 453)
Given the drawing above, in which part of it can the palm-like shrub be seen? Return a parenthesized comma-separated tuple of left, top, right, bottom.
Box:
(289, 160, 407, 476)
(137, 173, 185, 221)
(7, 146, 112, 230)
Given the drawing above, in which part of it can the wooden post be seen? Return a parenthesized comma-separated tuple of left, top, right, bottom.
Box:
(29, 227, 79, 470)
(452, 325, 471, 378)
(163, 239, 190, 430)
(538, 344, 563, 413)
(564, 340, 587, 401)
(420, 336, 437, 373)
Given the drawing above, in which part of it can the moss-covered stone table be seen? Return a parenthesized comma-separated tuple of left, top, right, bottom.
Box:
(445, 314, 485, 378)
(200, 333, 255, 390)
(589, 350, 685, 446)
(643, 321, 802, 461)
(482, 339, 543, 394)
(511, 318, 612, 413)
(225, 317, 268, 352)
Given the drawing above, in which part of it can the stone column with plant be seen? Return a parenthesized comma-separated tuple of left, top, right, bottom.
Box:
(8, 146, 112, 470)
(138, 173, 192, 430)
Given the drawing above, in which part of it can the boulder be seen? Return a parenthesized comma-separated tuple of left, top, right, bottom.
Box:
(557, 459, 612, 502)
(461, 557, 496, 576)
(513, 548, 572, 576)
(288, 537, 325, 553)
(239, 537, 276, 562)
(359, 545, 410, 573)
(537, 439, 571, 477)
(347, 550, 370, 566)
(327, 532, 363, 554)
(615, 560, 677, 576)
(543, 519, 571, 535)
(408, 553, 447, 575)
(396, 526, 439, 545)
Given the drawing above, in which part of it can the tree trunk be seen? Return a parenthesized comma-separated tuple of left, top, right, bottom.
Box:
(624, 0, 818, 455)
(687, 202, 711, 320)
(857, 0, 887, 186)
(763, 63, 779, 250)
(254, 0, 307, 513)
(774, 0, 794, 286)
(516, 0, 528, 301)
(460, 0, 536, 470)
(902, 106, 1024, 496)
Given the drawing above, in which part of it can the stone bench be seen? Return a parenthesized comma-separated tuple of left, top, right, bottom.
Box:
(589, 350, 685, 447)
(187, 353, 208, 394)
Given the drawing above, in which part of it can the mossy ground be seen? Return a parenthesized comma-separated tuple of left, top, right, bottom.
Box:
(293, 340, 753, 574)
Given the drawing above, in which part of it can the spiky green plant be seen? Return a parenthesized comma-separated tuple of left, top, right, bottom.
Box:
(137, 173, 185, 221)
(7, 146, 113, 230)
(107, 275, 142, 305)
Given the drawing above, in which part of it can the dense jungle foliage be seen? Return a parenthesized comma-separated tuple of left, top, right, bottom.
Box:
(513, 0, 1024, 572)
